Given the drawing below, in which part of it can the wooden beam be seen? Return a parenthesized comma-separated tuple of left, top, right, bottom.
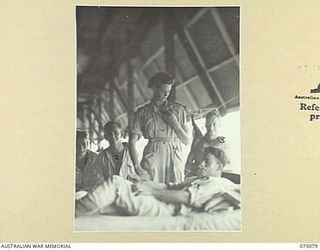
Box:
(91, 103, 104, 132)
(184, 85, 200, 110)
(173, 13, 225, 108)
(130, 9, 161, 57)
(76, 104, 84, 129)
(81, 106, 88, 131)
(185, 8, 208, 29)
(97, 96, 103, 124)
(101, 105, 110, 123)
(108, 81, 116, 120)
(99, 91, 111, 123)
(163, 9, 176, 101)
(90, 105, 104, 150)
(113, 79, 128, 110)
(210, 8, 238, 62)
(134, 72, 149, 102)
(115, 112, 128, 121)
(127, 58, 135, 128)
(112, 9, 161, 66)
(77, 10, 159, 107)
(141, 46, 164, 71)
(86, 108, 94, 147)
(207, 56, 236, 73)
(176, 74, 198, 90)
(87, 98, 102, 131)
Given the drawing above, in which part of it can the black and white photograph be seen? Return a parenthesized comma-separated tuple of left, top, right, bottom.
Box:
(74, 6, 240, 231)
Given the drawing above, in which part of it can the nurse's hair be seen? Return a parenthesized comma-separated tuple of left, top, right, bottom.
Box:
(148, 72, 175, 88)
(204, 146, 229, 167)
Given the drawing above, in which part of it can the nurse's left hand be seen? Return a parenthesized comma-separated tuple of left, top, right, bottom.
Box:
(162, 111, 179, 128)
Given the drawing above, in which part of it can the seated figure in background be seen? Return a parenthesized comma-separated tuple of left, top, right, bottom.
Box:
(94, 121, 139, 181)
(185, 109, 230, 178)
(75, 131, 103, 192)
(75, 146, 240, 217)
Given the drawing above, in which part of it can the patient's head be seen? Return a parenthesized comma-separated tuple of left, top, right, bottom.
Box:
(76, 131, 89, 160)
(104, 121, 123, 146)
(205, 109, 222, 139)
(195, 147, 228, 177)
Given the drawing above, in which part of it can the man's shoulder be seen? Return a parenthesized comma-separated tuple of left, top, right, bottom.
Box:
(216, 135, 226, 141)
(168, 101, 187, 111)
(207, 176, 236, 187)
(96, 148, 110, 159)
(214, 136, 227, 145)
(87, 150, 98, 157)
(204, 136, 228, 146)
(136, 103, 151, 113)
(190, 136, 204, 151)
(86, 150, 98, 164)
(101, 147, 112, 154)
(101, 144, 129, 154)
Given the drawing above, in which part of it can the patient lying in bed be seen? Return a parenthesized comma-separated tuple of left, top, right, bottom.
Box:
(75, 146, 240, 217)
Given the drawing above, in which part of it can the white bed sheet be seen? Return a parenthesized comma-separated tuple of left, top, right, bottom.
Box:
(75, 209, 241, 232)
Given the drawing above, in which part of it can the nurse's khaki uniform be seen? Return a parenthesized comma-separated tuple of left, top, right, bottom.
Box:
(131, 101, 188, 184)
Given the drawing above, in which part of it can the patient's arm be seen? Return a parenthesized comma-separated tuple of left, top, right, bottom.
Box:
(139, 181, 167, 189)
(191, 115, 203, 138)
(151, 189, 190, 205)
(132, 183, 190, 205)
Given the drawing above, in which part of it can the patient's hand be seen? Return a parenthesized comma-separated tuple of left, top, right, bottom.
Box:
(135, 165, 150, 181)
(127, 173, 141, 183)
(131, 183, 153, 196)
(139, 181, 166, 189)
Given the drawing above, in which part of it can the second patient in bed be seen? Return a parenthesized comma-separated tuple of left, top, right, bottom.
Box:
(76, 146, 240, 217)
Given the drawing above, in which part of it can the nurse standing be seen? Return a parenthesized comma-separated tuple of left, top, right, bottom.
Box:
(129, 72, 190, 184)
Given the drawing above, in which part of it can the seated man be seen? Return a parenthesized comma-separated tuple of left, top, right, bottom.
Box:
(185, 109, 230, 178)
(93, 121, 138, 181)
(75, 146, 240, 217)
(75, 131, 104, 192)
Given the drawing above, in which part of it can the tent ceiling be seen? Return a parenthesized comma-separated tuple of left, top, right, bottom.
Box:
(76, 7, 239, 133)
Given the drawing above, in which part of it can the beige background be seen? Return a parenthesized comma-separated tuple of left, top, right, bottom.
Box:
(1, 0, 320, 242)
